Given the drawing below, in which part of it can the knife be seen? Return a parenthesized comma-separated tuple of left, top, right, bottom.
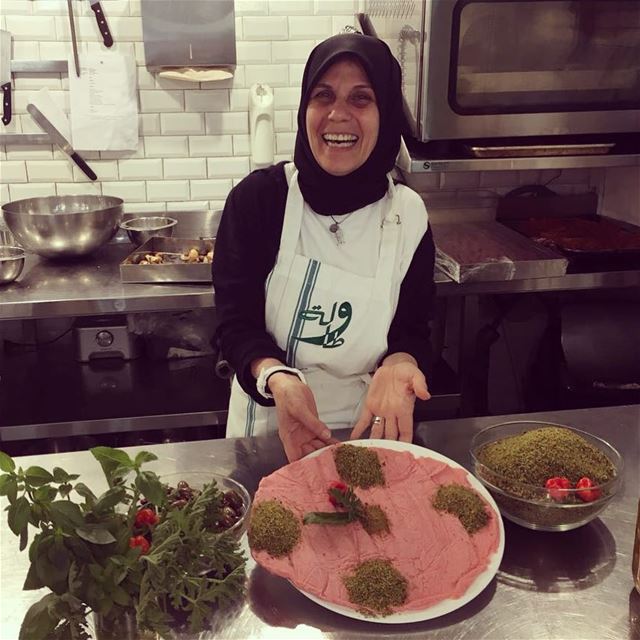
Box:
(0, 30, 12, 125)
(66, 0, 80, 77)
(27, 103, 97, 181)
(89, 0, 114, 48)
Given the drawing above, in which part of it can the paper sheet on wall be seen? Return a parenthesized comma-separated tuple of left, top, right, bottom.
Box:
(69, 53, 138, 151)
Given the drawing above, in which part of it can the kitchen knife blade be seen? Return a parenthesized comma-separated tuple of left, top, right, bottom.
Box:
(66, 0, 80, 77)
(89, 0, 114, 48)
(0, 30, 12, 125)
(27, 103, 97, 181)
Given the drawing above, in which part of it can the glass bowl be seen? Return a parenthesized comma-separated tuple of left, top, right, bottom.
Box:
(161, 471, 251, 539)
(470, 421, 622, 532)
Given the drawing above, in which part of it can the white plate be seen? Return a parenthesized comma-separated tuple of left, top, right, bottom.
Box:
(297, 439, 505, 623)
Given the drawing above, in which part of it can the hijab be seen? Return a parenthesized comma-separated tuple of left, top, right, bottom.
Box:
(293, 33, 404, 216)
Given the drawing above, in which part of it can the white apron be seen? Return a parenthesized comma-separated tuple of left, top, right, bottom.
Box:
(226, 163, 402, 437)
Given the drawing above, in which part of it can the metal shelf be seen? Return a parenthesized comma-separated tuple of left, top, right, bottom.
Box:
(398, 145, 640, 173)
(0, 339, 230, 442)
(0, 60, 67, 146)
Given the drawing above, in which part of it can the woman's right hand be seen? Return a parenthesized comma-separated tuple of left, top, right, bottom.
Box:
(269, 372, 336, 462)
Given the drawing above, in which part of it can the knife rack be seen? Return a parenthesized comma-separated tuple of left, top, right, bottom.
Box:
(0, 60, 68, 146)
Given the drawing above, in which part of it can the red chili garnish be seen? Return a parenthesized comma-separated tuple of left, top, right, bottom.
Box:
(134, 507, 159, 527)
(575, 477, 601, 503)
(328, 480, 348, 507)
(545, 476, 572, 501)
(129, 535, 150, 555)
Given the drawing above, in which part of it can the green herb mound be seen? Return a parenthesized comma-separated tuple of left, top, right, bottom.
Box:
(361, 504, 390, 535)
(476, 426, 615, 497)
(248, 500, 301, 557)
(343, 559, 407, 616)
(433, 484, 489, 534)
(334, 445, 385, 489)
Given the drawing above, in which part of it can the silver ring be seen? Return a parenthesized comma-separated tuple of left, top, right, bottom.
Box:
(372, 416, 384, 426)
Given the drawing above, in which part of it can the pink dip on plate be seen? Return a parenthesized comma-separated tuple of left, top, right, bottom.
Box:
(251, 445, 501, 612)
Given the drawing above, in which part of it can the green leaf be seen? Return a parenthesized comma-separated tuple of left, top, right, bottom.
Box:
(34, 485, 57, 503)
(58, 483, 73, 498)
(49, 501, 84, 529)
(34, 537, 67, 593)
(302, 511, 354, 525)
(75, 524, 116, 545)
(23, 561, 45, 590)
(18, 593, 60, 640)
(2, 476, 18, 503)
(19, 524, 29, 551)
(25, 466, 54, 486)
(88, 563, 104, 582)
(29, 532, 44, 562)
(111, 584, 131, 607)
(8, 496, 31, 535)
(74, 482, 96, 506)
(52, 467, 79, 483)
(135, 471, 165, 507)
(63, 536, 95, 564)
(134, 451, 158, 467)
(0, 474, 14, 495)
(90, 447, 134, 487)
(0, 450, 15, 473)
(93, 487, 126, 514)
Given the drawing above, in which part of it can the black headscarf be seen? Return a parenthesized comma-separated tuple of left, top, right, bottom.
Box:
(293, 33, 404, 216)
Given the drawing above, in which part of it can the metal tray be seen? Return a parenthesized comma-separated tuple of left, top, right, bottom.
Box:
(502, 216, 640, 273)
(432, 221, 568, 283)
(469, 143, 614, 158)
(120, 237, 214, 283)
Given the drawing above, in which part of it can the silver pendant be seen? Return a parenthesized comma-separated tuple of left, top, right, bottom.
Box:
(329, 222, 344, 245)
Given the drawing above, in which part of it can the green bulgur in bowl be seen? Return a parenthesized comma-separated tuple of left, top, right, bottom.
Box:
(470, 422, 622, 532)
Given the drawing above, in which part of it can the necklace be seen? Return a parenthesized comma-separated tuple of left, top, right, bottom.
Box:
(328, 212, 355, 245)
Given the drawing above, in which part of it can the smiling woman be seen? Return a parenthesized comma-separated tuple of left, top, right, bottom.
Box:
(212, 33, 437, 461)
(305, 59, 380, 177)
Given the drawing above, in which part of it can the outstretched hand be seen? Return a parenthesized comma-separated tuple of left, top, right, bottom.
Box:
(350, 361, 430, 442)
(270, 373, 337, 462)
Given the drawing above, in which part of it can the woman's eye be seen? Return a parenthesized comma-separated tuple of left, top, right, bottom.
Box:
(312, 90, 333, 101)
(352, 93, 374, 105)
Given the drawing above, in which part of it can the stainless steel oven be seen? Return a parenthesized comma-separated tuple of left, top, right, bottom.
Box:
(361, 0, 640, 144)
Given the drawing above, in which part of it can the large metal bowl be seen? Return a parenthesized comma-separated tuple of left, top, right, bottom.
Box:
(1, 195, 124, 259)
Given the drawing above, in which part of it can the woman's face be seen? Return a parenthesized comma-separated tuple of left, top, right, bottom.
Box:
(305, 58, 379, 177)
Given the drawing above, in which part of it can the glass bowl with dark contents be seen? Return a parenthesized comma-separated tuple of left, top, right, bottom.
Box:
(159, 472, 252, 539)
(470, 421, 622, 532)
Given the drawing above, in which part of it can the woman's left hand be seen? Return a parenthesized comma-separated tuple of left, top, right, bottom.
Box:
(349, 361, 430, 442)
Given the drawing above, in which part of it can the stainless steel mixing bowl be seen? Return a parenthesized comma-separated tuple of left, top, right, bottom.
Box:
(0, 246, 26, 285)
(1, 195, 124, 259)
(120, 216, 177, 247)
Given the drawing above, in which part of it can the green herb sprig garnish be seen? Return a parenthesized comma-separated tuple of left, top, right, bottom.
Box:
(303, 483, 390, 535)
(303, 485, 364, 526)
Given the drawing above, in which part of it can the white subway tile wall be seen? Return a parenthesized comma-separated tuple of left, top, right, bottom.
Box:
(0, 0, 596, 213)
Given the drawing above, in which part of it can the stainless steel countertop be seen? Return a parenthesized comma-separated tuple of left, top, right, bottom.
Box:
(1, 405, 639, 639)
(2, 241, 640, 321)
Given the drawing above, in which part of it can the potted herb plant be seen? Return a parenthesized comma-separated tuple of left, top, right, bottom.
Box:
(0, 447, 246, 640)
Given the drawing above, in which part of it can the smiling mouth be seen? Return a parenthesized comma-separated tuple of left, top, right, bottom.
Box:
(322, 133, 359, 148)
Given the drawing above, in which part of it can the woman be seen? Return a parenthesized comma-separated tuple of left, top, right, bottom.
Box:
(212, 33, 436, 461)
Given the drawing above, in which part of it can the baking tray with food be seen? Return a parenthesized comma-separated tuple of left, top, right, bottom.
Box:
(502, 216, 640, 272)
(120, 237, 214, 283)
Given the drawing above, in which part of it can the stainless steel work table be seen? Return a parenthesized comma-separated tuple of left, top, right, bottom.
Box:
(1, 405, 639, 639)
(2, 241, 640, 321)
